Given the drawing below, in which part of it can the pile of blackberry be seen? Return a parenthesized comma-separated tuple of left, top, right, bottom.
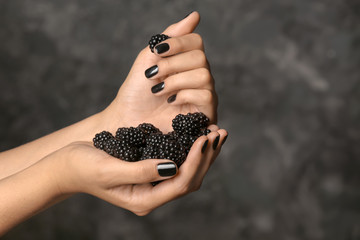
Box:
(148, 34, 170, 53)
(93, 112, 210, 168)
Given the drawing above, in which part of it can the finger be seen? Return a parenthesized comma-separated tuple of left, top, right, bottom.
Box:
(140, 12, 200, 57)
(217, 129, 229, 149)
(167, 89, 216, 121)
(201, 129, 225, 165)
(154, 33, 204, 56)
(209, 129, 228, 165)
(207, 124, 219, 132)
(199, 131, 219, 167)
(150, 68, 212, 95)
(103, 159, 178, 186)
(139, 136, 209, 210)
(145, 49, 207, 79)
(162, 11, 200, 37)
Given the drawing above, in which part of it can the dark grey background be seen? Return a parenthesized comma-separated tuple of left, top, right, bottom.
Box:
(1, 0, 360, 239)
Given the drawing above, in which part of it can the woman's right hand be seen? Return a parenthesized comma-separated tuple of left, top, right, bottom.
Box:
(53, 126, 227, 215)
(102, 11, 218, 134)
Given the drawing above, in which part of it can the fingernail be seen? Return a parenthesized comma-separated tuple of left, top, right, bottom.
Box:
(145, 65, 158, 78)
(155, 43, 169, 54)
(157, 162, 177, 177)
(221, 135, 228, 146)
(151, 82, 165, 93)
(183, 11, 194, 19)
(167, 94, 176, 103)
(201, 140, 208, 153)
(213, 135, 220, 150)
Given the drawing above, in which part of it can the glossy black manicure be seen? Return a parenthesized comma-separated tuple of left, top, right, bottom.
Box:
(167, 94, 176, 103)
(213, 135, 220, 150)
(183, 11, 194, 19)
(221, 135, 228, 146)
(145, 65, 158, 78)
(157, 162, 177, 177)
(201, 140, 208, 153)
(155, 43, 169, 54)
(151, 82, 165, 93)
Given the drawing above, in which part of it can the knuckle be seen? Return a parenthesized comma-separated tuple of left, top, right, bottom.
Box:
(177, 182, 191, 195)
(130, 203, 153, 216)
(177, 91, 189, 104)
(193, 50, 207, 66)
(192, 33, 203, 47)
(198, 68, 211, 85)
(176, 37, 186, 52)
(202, 90, 213, 104)
(159, 58, 172, 73)
(134, 209, 152, 216)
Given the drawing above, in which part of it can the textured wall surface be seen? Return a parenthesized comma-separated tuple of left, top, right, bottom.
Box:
(1, 0, 360, 239)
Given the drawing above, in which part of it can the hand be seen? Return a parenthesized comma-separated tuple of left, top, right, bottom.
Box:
(103, 11, 217, 133)
(54, 125, 227, 215)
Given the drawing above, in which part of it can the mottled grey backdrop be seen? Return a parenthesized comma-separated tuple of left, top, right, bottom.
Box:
(1, 0, 360, 239)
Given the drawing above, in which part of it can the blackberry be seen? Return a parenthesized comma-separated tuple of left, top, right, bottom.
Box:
(176, 133, 198, 154)
(115, 127, 145, 147)
(145, 133, 168, 148)
(93, 131, 113, 150)
(103, 137, 119, 156)
(172, 112, 210, 136)
(137, 123, 161, 136)
(140, 144, 160, 160)
(148, 34, 170, 53)
(158, 138, 186, 167)
(118, 145, 141, 162)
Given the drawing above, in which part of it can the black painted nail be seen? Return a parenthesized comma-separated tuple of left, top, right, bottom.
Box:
(145, 65, 158, 78)
(213, 135, 220, 150)
(155, 43, 169, 54)
(167, 94, 176, 103)
(183, 11, 194, 19)
(221, 135, 228, 146)
(151, 82, 165, 93)
(201, 140, 208, 153)
(157, 162, 177, 177)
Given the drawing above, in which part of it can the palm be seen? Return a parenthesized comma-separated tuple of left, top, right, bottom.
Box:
(114, 48, 197, 133)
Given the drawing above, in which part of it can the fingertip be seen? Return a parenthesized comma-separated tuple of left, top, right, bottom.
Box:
(217, 129, 228, 146)
(162, 11, 200, 37)
(208, 124, 219, 132)
(206, 131, 220, 150)
(185, 11, 200, 22)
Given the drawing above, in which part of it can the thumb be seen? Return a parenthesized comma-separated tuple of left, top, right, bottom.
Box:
(162, 11, 200, 37)
(111, 159, 178, 185)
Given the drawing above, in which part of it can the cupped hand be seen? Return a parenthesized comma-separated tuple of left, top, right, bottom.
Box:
(53, 126, 227, 216)
(104, 11, 217, 134)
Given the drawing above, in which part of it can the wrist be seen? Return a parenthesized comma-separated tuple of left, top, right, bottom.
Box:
(39, 151, 73, 198)
(0, 154, 70, 234)
(99, 100, 126, 134)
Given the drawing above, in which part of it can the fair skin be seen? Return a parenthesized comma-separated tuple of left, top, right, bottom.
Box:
(0, 12, 228, 235)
